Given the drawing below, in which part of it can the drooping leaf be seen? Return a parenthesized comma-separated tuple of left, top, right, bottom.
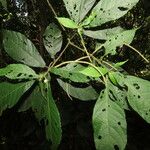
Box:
(87, 0, 139, 27)
(83, 27, 124, 40)
(125, 76, 150, 123)
(0, 81, 34, 115)
(56, 17, 78, 29)
(0, 64, 38, 80)
(43, 23, 62, 59)
(96, 28, 137, 55)
(93, 87, 127, 150)
(19, 83, 62, 149)
(57, 79, 98, 101)
(63, 0, 96, 23)
(3, 30, 46, 67)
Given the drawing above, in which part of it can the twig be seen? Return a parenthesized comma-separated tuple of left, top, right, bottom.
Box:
(124, 43, 149, 63)
(46, 0, 65, 31)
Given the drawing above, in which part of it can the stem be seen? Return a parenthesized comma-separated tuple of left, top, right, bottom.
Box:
(78, 31, 92, 62)
(69, 41, 85, 52)
(55, 60, 106, 84)
(51, 39, 70, 67)
(46, 0, 65, 31)
(124, 43, 149, 63)
(102, 60, 118, 71)
(92, 43, 104, 55)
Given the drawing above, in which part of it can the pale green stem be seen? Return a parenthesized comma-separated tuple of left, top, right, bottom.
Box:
(124, 43, 149, 63)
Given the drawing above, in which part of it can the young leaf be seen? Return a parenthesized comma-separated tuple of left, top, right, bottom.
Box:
(56, 17, 78, 29)
(19, 84, 62, 149)
(114, 60, 128, 68)
(93, 87, 127, 150)
(79, 66, 109, 78)
(43, 23, 62, 58)
(63, 0, 96, 23)
(101, 28, 137, 55)
(125, 76, 150, 123)
(3, 30, 46, 67)
(83, 27, 124, 40)
(87, 0, 139, 27)
(0, 81, 34, 116)
(0, 64, 38, 80)
(57, 79, 98, 101)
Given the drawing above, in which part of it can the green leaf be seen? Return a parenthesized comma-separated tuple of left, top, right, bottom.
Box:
(51, 67, 91, 83)
(56, 17, 78, 29)
(83, 27, 124, 39)
(0, 64, 38, 80)
(63, 0, 96, 23)
(43, 23, 62, 58)
(0, 81, 34, 115)
(57, 79, 98, 101)
(93, 87, 127, 150)
(0, 0, 7, 9)
(102, 28, 137, 55)
(3, 30, 46, 67)
(108, 72, 118, 85)
(114, 60, 128, 68)
(107, 80, 129, 110)
(88, 0, 139, 27)
(79, 66, 109, 78)
(125, 76, 150, 123)
(19, 84, 62, 149)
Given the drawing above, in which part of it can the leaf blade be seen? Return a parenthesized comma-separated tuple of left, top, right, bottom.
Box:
(93, 87, 127, 150)
(0, 64, 38, 80)
(3, 30, 46, 67)
(43, 23, 63, 58)
(0, 81, 34, 115)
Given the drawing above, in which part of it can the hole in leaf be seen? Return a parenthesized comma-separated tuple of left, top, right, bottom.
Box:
(102, 108, 106, 112)
(114, 144, 119, 150)
(118, 122, 121, 125)
(138, 95, 141, 99)
(133, 83, 140, 89)
(118, 7, 128, 11)
(86, 76, 90, 80)
(17, 73, 22, 77)
(146, 112, 148, 115)
(98, 135, 102, 139)
(29, 75, 33, 78)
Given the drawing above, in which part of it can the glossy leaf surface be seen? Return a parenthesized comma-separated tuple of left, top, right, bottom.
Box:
(88, 0, 139, 27)
(3, 30, 45, 67)
(63, 0, 96, 23)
